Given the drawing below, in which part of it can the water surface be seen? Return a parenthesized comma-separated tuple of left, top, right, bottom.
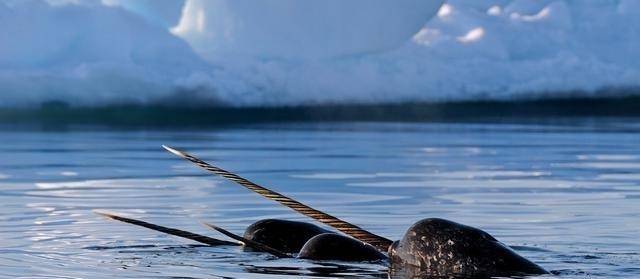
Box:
(1, 121, 639, 278)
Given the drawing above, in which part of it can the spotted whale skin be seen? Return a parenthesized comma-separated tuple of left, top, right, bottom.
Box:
(388, 218, 548, 277)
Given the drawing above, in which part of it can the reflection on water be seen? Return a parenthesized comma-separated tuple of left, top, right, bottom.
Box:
(0, 121, 639, 278)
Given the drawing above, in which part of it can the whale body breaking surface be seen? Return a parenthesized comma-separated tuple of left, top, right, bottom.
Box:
(97, 146, 548, 278)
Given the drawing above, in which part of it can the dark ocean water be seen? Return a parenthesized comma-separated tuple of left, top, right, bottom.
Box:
(0, 121, 639, 278)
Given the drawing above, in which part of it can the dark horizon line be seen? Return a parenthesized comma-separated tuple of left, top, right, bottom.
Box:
(1, 95, 640, 127)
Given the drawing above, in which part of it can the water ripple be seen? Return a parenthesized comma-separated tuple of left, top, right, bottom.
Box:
(1, 122, 639, 278)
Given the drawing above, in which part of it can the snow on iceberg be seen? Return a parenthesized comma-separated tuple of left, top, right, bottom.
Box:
(172, 0, 444, 60)
(180, 0, 640, 105)
(102, 0, 185, 28)
(1, 0, 640, 107)
(0, 0, 215, 107)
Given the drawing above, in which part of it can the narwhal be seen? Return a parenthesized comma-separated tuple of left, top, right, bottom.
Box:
(97, 145, 548, 278)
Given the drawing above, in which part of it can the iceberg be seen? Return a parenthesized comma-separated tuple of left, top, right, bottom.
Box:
(172, 0, 444, 60)
(0, 0, 212, 107)
(1, 0, 639, 107)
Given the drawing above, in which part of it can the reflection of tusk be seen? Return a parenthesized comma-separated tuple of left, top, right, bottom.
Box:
(201, 222, 291, 258)
(94, 210, 239, 246)
(163, 145, 393, 252)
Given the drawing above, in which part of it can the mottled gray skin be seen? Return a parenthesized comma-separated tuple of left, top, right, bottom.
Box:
(298, 233, 388, 262)
(243, 219, 330, 253)
(388, 218, 548, 277)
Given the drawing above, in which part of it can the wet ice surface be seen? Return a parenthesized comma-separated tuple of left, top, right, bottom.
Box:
(0, 121, 639, 278)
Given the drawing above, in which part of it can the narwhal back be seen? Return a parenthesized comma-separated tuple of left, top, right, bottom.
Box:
(243, 219, 330, 253)
(388, 218, 547, 277)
